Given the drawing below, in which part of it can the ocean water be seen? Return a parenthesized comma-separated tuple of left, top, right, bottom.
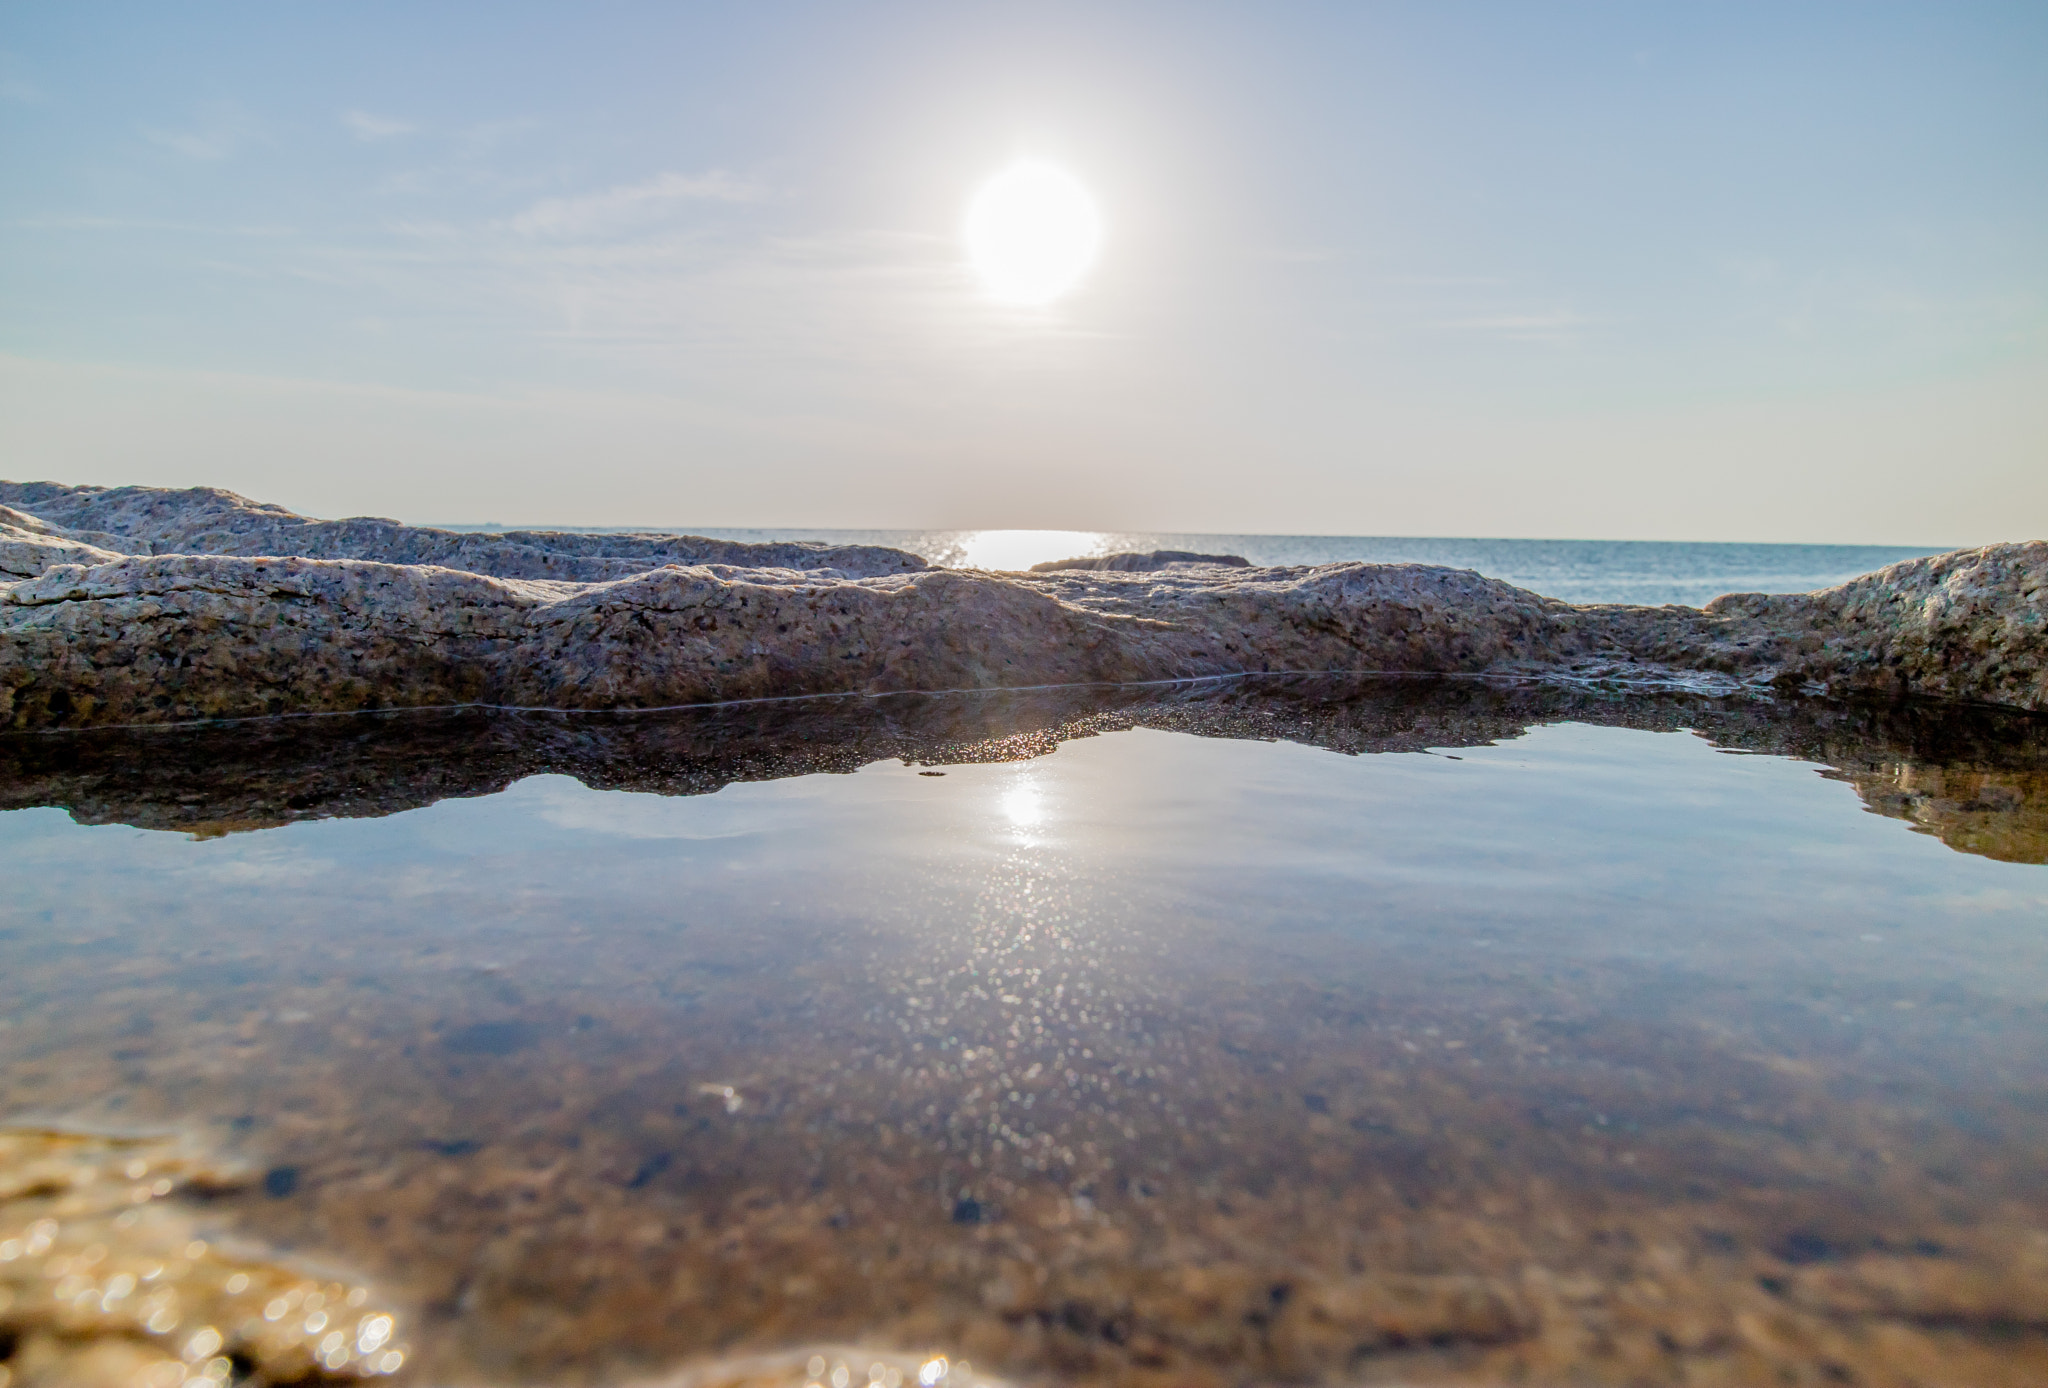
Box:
(638, 529, 1941, 607)
(3, 679, 2045, 1386)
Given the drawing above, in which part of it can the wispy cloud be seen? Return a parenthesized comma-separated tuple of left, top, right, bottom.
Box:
(142, 102, 263, 161)
(143, 127, 236, 160)
(453, 118, 539, 158)
(7, 215, 293, 236)
(1385, 274, 1511, 288)
(508, 170, 767, 238)
(343, 109, 414, 141)
(1438, 311, 1591, 345)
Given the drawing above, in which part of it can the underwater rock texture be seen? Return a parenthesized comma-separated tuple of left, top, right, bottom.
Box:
(0, 1129, 408, 1387)
(6, 698, 2048, 1387)
(0, 483, 2042, 727)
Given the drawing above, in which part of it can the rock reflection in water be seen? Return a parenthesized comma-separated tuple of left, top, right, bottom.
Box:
(2, 676, 2045, 863)
(0, 678, 2046, 1387)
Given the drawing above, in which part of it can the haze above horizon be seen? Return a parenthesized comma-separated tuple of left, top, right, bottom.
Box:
(1, 1, 2043, 545)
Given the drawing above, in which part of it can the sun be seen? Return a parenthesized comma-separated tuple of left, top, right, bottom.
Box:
(963, 161, 1102, 306)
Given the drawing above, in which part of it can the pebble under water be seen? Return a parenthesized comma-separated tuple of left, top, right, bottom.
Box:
(1, 678, 2045, 1387)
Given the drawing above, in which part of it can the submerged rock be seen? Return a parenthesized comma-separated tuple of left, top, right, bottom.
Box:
(0, 1128, 407, 1387)
(0, 483, 2042, 727)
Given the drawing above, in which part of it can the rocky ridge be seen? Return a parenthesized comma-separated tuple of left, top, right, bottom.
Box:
(1, 482, 2042, 728)
(0, 482, 926, 582)
(1027, 550, 1251, 572)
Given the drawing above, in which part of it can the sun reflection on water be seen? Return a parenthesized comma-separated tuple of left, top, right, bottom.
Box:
(998, 782, 1045, 831)
(951, 530, 1109, 572)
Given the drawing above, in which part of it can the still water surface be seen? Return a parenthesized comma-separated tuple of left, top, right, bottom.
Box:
(1, 684, 2045, 1386)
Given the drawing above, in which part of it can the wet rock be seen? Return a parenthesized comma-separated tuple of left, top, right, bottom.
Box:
(0, 1128, 407, 1386)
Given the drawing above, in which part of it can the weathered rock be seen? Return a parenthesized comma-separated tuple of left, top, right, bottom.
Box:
(0, 484, 2042, 727)
(1696, 542, 2048, 711)
(0, 481, 927, 581)
(1027, 550, 1250, 573)
(0, 504, 129, 579)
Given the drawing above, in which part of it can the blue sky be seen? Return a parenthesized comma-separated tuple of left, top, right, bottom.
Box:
(1, 1, 2043, 541)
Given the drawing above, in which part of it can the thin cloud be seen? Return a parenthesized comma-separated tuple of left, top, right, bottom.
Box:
(1439, 311, 1592, 344)
(453, 118, 540, 158)
(508, 170, 767, 239)
(142, 103, 263, 161)
(144, 127, 237, 160)
(343, 109, 414, 141)
(7, 215, 293, 236)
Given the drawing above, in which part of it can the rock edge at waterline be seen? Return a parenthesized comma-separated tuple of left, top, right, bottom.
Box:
(1, 483, 2043, 728)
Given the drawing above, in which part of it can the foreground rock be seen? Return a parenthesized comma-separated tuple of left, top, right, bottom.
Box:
(1, 483, 2042, 727)
(0, 1128, 409, 1386)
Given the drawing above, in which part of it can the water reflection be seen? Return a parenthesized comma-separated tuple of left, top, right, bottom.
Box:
(950, 530, 1110, 572)
(997, 778, 1046, 833)
(3, 678, 2044, 864)
(1, 681, 2046, 1385)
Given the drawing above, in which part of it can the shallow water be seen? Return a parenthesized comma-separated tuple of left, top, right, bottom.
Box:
(2, 681, 2046, 1386)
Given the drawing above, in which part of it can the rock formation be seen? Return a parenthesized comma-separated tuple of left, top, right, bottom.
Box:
(1, 482, 2042, 728)
(0, 482, 926, 581)
(1028, 550, 1251, 572)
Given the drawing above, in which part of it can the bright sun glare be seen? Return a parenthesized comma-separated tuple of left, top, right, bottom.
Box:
(963, 161, 1102, 306)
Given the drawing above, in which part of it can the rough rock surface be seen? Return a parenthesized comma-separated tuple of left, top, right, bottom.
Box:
(0, 481, 927, 581)
(1028, 550, 1251, 573)
(1, 483, 2042, 727)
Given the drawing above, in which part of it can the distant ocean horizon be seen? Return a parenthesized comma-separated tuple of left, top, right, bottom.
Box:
(444, 524, 1943, 608)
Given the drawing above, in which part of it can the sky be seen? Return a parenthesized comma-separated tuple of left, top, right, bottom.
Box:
(1, 1, 2044, 543)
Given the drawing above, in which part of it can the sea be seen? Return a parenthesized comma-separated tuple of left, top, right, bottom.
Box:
(475, 526, 1945, 607)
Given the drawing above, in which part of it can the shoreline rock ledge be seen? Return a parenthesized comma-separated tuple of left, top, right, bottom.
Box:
(2, 481, 2043, 729)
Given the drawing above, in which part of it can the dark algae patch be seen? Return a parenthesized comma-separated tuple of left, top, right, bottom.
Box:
(3, 678, 2047, 1386)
